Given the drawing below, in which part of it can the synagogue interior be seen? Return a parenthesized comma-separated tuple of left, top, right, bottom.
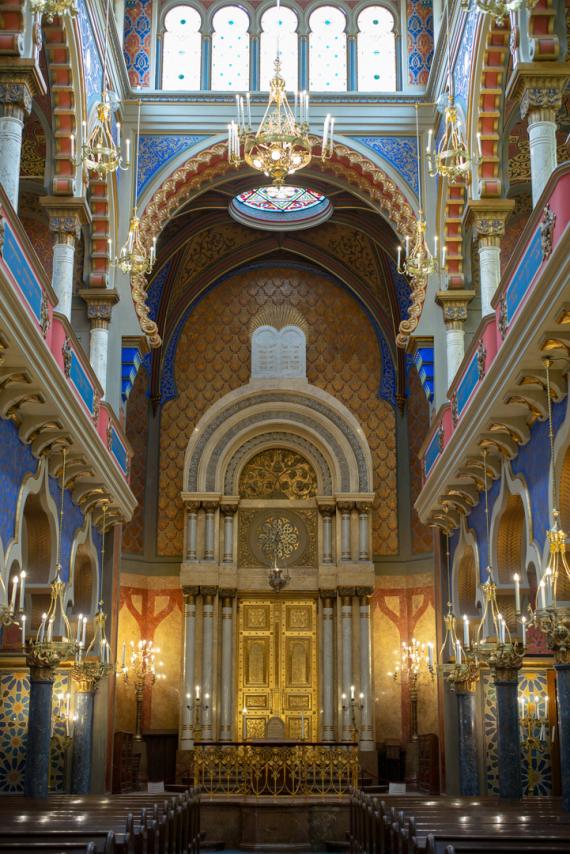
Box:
(0, 0, 569, 851)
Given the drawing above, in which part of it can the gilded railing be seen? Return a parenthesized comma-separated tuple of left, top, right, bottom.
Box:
(193, 742, 358, 796)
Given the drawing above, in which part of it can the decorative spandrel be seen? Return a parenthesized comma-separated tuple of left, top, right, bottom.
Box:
(239, 449, 317, 500)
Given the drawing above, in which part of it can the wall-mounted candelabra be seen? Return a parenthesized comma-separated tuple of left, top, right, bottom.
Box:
(120, 639, 165, 741)
(185, 684, 209, 743)
(0, 570, 25, 629)
(519, 694, 549, 752)
(391, 638, 434, 741)
(341, 685, 365, 742)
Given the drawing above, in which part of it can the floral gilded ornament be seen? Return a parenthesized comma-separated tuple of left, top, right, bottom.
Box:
(239, 449, 317, 500)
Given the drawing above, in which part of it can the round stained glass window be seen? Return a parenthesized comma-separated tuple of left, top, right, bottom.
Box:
(229, 186, 332, 231)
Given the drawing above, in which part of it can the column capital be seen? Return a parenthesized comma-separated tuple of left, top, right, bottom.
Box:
(220, 498, 239, 515)
(464, 199, 515, 244)
(436, 290, 476, 330)
(506, 62, 569, 121)
(202, 499, 220, 512)
(356, 586, 373, 600)
(183, 586, 200, 599)
(0, 59, 46, 116)
(338, 586, 356, 598)
(317, 498, 336, 517)
(200, 586, 218, 599)
(79, 288, 119, 329)
(320, 589, 336, 601)
(336, 500, 354, 513)
(40, 196, 91, 243)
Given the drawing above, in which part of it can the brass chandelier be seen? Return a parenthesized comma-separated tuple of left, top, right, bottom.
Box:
(228, 0, 334, 186)
(461, 0, 537, 23)
(427, 2, 479, 185)
(73, 0, 130, 178)
(111, 98, 156, 276)
(30, 0, 76, 21)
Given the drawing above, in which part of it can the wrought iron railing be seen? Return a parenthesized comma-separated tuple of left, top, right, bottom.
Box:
(193, 742, 358, 796)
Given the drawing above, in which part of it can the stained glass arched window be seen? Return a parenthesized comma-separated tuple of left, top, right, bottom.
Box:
(357, 6, 396, 91)
(308, 5, 347, 91)
(260, 5, 298, 92)
(162, 5, 202, 90)
(211, 5, 250, 91)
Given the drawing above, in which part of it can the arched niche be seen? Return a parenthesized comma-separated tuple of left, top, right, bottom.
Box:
(66, 514, 100, 638)
(452, 520, 480, 619)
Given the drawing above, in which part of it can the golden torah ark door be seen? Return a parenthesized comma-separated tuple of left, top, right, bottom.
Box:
(237, 597, 318, 740)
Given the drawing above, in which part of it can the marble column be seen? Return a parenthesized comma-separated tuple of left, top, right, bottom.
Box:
(80, 290, 119, 398)
(338, 502, 353, 562)
(0, 80, 33, 210)
(318, 504, 334, 564)
(340, 592, 353, 741)
(555, 664, 570, 811)
(358, 592, 374, 751)
(185, 502, 200, 562)
(494, 666, 522, 799)
(203, 501, 218, 561)
(436, 291, 475, 387)
(357, 504, 370, 561)
(466, 201, 514, 317)
(219, 592, 235, 741)
(180, 590, 197, 750)
(347, 34, 357, 91)
(200, 33, 212, 90)
(24, 662, 55, 798)
(455, 684, 480, 796)
(41, 199, 89, 323)
(71, 685, 95, 794)
(250, 32, 260, 91)
(520, 86, 564, 205)
(221, 502, 238, 564)
(201, 591, 216, 739)
(321, 595, 335, 741)
(298, 34, 309, 91)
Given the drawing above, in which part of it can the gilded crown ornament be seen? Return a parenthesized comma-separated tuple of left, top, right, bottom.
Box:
(30, 0, 76, 21)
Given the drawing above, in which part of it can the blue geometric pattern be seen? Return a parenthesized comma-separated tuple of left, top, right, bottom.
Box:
(77, 0, 104, 116)
(352, 136, 419, 196)
(146, 261, 172, 322)
(453, 10, 477, 119)
(407, 0, 434, 86)
(137, 135, 202, 197)
(0, 419, 36, 552)
(0, 672, 29, 793)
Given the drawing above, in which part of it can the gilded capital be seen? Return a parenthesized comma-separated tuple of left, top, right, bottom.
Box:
(79, 288, 119, 330)
(506, 62, 569, 122)
(436, 289, 475, 331)
(465, 199, 515, 245)
(41, 197, 90, 245)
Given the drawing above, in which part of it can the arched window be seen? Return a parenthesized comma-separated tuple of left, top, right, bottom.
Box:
(357, 6, 396, 91)
(260, 5, 298, 92)
(212, 5, 250, 91)
(162, 5, 202, 90)
(309, 5, 347, 91)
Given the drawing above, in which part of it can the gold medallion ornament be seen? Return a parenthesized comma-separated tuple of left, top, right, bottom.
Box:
(258, 516, 300, 562)
(239, 448, 317, 500)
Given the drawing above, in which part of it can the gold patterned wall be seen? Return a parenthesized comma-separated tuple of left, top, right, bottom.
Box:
(122, 369, 149, 555)
(157, 268, 398, 556)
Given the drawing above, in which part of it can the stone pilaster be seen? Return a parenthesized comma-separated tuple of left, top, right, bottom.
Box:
(337, 501, 354, 562)
(358, 589, 374, 751)
(219, 590, 236, 741)
(184, 501, 200, 562)
(200, 588, 217, 739)
(220, 499, 238, 564)
(435, 290, 475, 388)
(180, 588, 198, 750)
(320, 593, 335, 741)
(465, 200, 515, 317)
(202, 501, 219, 562)
(317, 499, 335, 564)
(339, 589, 354, 741)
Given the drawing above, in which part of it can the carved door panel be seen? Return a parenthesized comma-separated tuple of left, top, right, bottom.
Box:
(237, 598, 317, 740)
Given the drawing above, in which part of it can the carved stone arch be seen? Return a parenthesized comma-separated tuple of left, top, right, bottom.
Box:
(224, 432, 334, 496)
(66, 513, 99, 618)
(452, 518, 480, 618)
(183, 383, 373, 495)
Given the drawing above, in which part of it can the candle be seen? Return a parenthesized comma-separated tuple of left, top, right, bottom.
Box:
(70, 133, 75, 161)
(426, 128, 433, 155)
(521, 616, 527, 647)
(246, 92, 251, 128)
(47, 618, 54, 643)
(513, 573, 521, 613)
(350, 685, 355, 700)
(427, 643, 434, 668)
(455, 640, 462, 665)
(116, 121, 121, 147)
(39, 613, 47, 643)
(125, 137, 131, 165)
(545, 568, 553, 607)
(81, 616, 87, 648)
(19, 571, 25, 611)
(397, 246, 402, 269)
(76, 614, 83, 644)
(405, 235, 410, 256)
(463, 615, 470, 647)
(544, 696, 549, 721)
(196, 684, 200, 700)
(9, 575, 18, 612)
(21, 614, 26, 647)
(434, 234, 438, 257)
(539, 579, 546, 610)
(540, 723, 547, 743)
(441, 246, 447, 269)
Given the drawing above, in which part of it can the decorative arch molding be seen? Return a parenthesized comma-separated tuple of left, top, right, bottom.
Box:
(183, 382, 374, 495)
(488, 460, 541, 589)
(224, 432, 333, 496)
(65, 512, 99, 615)
(452, 517, 480, 616)
(3, 457, 58, 588)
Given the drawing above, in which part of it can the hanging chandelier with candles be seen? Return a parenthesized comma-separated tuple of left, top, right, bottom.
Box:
(111, 97, 156, 276)
(427, 2, 480, 185)
(461, 0, 537, 23)
(30, 0, 76, 21)
(228, 1, 334, 185)
(73, 0, 130, 179)
(0, 569, 25, 630)
(524, 357, 570, 658)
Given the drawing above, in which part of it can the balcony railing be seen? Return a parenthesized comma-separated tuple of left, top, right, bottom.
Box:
(191, 742, 358, 796)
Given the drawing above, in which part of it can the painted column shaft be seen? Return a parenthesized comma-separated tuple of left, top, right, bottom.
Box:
(52, 241, 75, 321)
(340, 510, 351, 561)
(528, 117, 557, 206)
(456, 690, 480, 796)
(220, 599, 233, 741)
(359, 597, 373, 750)
(71, 690, 95, 794)
(322, 598, 334, 741)
(341, 596, 353, 740)
(180, 595, 196, 749)
(479, 242, 501, 317)
(223, 514, 234, 563)
(24, 671, 54, 799)
(204, 510, 215, 560)
(187, 512, 198, 561)
(358, 511, 369, 561)
(201, 595, 214, 738)
(0, 115, 23, 210)
(555, 664, 570, 811)
(322, 514, 333, 563)
(495, 677, 522, 799)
